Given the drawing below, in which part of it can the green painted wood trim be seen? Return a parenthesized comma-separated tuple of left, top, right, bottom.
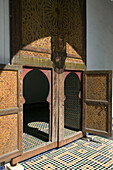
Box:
(12, 55, 53, 68)
(12, 55, 86, 70)
(65, 62, 86, 70)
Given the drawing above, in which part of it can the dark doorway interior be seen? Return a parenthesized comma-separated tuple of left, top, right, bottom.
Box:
(23, 69, 50, 151)
(64, 72, 81, 133)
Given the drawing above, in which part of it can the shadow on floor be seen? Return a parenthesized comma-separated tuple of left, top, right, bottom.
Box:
(23, 102, 49, 142)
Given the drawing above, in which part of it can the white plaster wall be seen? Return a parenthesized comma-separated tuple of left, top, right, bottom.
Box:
(0, 0, 10, 64)
(87, 0, 113, 117)
(87, 0, 113, 70)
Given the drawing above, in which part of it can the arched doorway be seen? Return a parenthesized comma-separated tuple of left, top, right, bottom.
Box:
(64, 72, 81, 136)
(23, 68, 51, 151)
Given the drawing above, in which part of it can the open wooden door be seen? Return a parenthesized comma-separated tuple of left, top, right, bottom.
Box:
(0, 65, 23, 162)
(83, 71, 112, 137)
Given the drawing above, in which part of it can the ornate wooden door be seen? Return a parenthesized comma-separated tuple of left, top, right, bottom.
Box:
(0, 65, 23, 162)
(83, 71, 112, 136)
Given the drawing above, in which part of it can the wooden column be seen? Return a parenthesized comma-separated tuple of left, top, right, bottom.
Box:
(58, 72, 64, 142)
(52, 68, 64, 144)
(51, 69, 59, 142)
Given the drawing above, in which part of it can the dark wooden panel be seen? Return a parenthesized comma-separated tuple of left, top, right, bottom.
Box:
(10, 0, 86, 66)
(10, 0, 22, 59)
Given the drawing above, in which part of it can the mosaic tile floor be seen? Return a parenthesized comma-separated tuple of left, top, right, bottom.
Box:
(23, 133, 45, 152)
(28, 122, 49, 134)
(27, 121, 76, 137)
(21, 135, 113, 170)
(23, 121, 76, 151)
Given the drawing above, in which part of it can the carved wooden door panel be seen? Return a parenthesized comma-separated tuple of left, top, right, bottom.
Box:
(0, 65, 23, 162)
(83, 71, 112, 136)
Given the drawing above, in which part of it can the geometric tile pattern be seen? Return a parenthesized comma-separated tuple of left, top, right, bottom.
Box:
(64, 128, 76, 137)
(27, 121, 76, 137)
(83, 142, 106, 151)
(23, 121, 77, 152)
(53, 152, 82, 166)
(88, 152, 113, 168)
(23, 126, 76, 152)
(28, 122, 49, 134)
(21, 135, 113, 169)
(23, 133, 45, 152)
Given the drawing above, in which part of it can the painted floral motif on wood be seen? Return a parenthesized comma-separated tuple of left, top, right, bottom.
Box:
(86, 104, 107, 131)
(87, 75, 108, 101)
(0, 71, 17, 109)
(0, 114, 18, 155)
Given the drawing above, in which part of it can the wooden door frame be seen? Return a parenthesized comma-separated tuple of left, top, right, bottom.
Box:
(11, 65, 59, 165)
(57, 69, 83, 147)
(22, 66, 53, 142)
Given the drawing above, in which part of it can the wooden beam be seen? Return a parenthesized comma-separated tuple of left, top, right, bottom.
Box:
(0, 150, 22, 163)
(58, 132, 83, 147)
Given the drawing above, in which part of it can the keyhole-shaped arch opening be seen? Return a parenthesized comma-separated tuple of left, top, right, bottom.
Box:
(23, 69, 49, 104)
(23, 69, 50, 143)
(64, 72, 81, 131)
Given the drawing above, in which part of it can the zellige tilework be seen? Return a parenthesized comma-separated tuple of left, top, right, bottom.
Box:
(21, 135, 113, 170)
